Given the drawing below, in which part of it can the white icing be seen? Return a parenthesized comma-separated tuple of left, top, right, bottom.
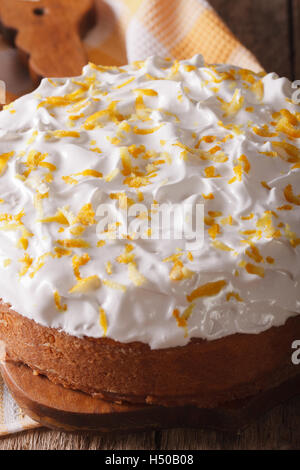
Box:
(0, 55, 299, 349)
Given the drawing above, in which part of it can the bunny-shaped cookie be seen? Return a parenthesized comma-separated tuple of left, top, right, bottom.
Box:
(0, 0, 95, 82)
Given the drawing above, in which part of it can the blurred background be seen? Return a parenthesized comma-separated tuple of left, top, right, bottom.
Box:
(211, 0, 297, 80)
(0, 0, 299, 99)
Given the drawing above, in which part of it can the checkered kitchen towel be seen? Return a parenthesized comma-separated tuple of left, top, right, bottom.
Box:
(0, 375, 38, 436)
(0, 0, 262, 436)
(85, 0, 262, 71)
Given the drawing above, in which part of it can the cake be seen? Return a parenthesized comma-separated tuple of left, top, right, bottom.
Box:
(0, 56, 299, 408)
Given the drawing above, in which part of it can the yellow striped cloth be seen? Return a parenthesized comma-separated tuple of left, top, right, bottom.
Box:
(0, 0, 261, 437)
(0, 374, 38, 436)
(84, 0, 262, 72)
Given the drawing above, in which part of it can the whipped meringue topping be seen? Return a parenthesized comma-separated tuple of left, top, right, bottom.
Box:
(0, 55, 299, 349)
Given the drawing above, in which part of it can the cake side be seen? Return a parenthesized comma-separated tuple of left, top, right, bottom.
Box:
(0, 303, 299, 407)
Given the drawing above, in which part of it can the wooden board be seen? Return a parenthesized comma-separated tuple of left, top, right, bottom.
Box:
(0, 0, 95, 82)
(1, 361, 300, 435)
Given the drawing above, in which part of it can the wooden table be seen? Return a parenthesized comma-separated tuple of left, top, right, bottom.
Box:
(1, 0, 300, 450)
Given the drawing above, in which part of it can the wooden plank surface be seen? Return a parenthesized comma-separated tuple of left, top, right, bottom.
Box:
(1, 0, 299, 450)
(160, 397, 300, 450)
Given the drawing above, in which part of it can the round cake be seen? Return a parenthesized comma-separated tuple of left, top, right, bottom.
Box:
(0, 56, 299, 407)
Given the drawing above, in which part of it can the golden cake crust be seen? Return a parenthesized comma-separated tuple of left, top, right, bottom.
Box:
(0, 301, 299, 407)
